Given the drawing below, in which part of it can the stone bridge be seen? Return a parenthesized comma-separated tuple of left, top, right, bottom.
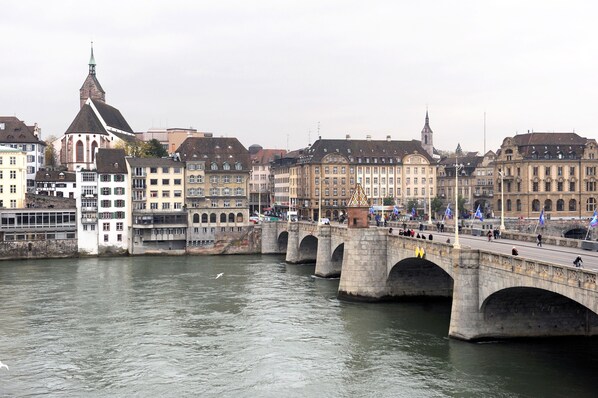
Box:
(261, 221, 598, 341)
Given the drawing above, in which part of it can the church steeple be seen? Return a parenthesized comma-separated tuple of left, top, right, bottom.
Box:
(89, 41, 96, 75)
(421, 110, 434, 156)
(80, 42, 105, 108)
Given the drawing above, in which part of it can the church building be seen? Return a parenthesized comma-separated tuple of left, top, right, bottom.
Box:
(60, 44, 136, 171)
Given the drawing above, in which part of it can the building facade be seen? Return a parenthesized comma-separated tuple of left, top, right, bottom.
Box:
(0, 147, 27, 208)
(248, 145, 286, 214)
(35, 170, 77, 198)
(494, 132, 598, 220)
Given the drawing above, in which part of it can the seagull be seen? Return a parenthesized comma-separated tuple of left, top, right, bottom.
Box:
(216, 273, 224, 279)
(0, 361, 8, 371)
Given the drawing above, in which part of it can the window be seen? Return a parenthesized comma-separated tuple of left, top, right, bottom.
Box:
(161, 203, 170, 210)
(10, 199, 16, 208)
(545, 167, 551, 176)
(544, 199, 552, 211)
(532, 199, 541, 212)
(516, 199, 522, 211)
(223, 162, 231, 170)
(174, 179, 181, 185)
(150, 203, 158, 209)
(210, 176, 219, 183)
(115, 200, 125, 208)
(162, 179, 170, 185)
(211, 162, 218, 170)
(150, 191, 158, 198)
(162, 167, 169, 173)
(544, 181, 551, 192)
(570, 181, 576, 192)
(220, 213, 227, 223)
(104, 234, 109, 242)
(532, 182, 539, 192)
(101, 175, 111, 182)
(224, 200, 231, 208)
(116, 222, 123, 231)
(174, 190, 182, 197)
(236, 200, 243, 207)
(587, 198, 597, 212)
(114, 187, 125, 195)
(235, 162, 242, 170)
(150, 179, 158, 185)
(162, 191, 170, 197)
(569, 199, 577, 211)
(10, 171, 16, 179)
(557, 199, 564, 211)
(10, 185, 16, 194)
(117, 234, 122, 242)
(103, 223, 110, 231)
(101, 200, 111, 208)
(114, 175, 125, 182)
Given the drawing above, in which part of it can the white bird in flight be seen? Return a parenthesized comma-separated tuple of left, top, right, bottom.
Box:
(216, 273, 224, 279)
(0, 361, 8, 370)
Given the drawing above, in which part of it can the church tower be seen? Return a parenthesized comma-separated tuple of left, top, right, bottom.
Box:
(420, 110, 434, 156)
(79, 42, 105, 108)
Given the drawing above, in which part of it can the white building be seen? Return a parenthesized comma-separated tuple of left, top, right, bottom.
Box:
(76, 148, 129, 255)
(35, 170, 77, 199)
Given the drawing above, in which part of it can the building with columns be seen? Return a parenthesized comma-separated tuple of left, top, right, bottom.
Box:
(59, 44, 136, 171)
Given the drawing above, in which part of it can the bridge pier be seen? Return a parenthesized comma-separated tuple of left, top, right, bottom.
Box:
(260, 222, 278, 254)
(448, 249, 485, 340)
(338, 228, 388, 300)
(314, 225, 336, 277)
(285, 222, 300, 263)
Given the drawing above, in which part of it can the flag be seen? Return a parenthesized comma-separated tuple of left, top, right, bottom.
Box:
(393, 205, 399, 215)
(411, 207, 416, 217)
(444, 205, 452, 219)
(369, 206, 375, 215)
(474, 205, 483, 221)
(539, 208, 545, 226)
(590, 209, 598, 228)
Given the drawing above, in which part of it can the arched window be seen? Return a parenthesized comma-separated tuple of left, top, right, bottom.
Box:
(189, 175, 195, 183)
(586, 198, 596, 212)
(202, 213, 208, 223)
(193, 213, 200, 223)
(569, 199, 577, 211)
(556, 199, 564, 211)
(506, 199, 512, 211)
(76, 140, 84, 162)
(91, 141, 98, 162)
(424, 135, 428, 145)
(223, 162, 231, 170)
(544, 199, 552, 211)
(532, 199, 541, 212)
(228, 213, 235, 222)
(236, 212, 244, 223)
(235, 162, 242, 170)
(516, 199, 522, 211)
(211, 162, 218, 170)
(210, 213, 217, 223)
(223, 188, 231, 196)
(220, 213, 227, 223)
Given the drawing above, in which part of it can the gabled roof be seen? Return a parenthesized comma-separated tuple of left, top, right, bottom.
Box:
(80, 74, 105, 95)
(504, 132, 592, 159)
(65, 104, 107, 135)
(251, 148, 287, 165)
(91, 99, 133, 134)
(347, 183, 369, 207)
(176, 136, 250, 170)
(35, 170, 76, 182)
(0, 116, 45, 144)
(96, 148, 127, 173)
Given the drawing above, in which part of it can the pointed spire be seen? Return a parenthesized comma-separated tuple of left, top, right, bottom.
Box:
(425, 109, 429, 126)
(89, 41, 96, 75)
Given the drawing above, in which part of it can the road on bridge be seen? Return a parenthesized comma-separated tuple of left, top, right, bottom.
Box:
(389, 229, 598, 272)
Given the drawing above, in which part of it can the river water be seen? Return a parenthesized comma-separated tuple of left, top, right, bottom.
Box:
(1, 255, 598, 397)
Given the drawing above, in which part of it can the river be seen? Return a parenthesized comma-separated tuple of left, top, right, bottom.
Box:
(1, 255, 597, 397)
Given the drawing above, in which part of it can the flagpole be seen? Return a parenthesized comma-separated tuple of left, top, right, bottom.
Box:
(534, 207, 543, 234)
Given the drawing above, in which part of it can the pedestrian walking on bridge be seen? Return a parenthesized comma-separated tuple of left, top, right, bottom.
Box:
(574, 256, 583, 268)
(537, 234, 542, 247)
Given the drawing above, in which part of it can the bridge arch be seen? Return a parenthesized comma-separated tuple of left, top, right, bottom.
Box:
(386, 257, 453, 298)
(298, 234, 318, 263)
(480, 286, 598, 337)
(277, 231, 288, 253)
(330, 243, 344, 276)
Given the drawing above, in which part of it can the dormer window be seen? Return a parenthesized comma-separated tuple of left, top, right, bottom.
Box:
(223, 162, 231, 170)
(210, 162, 218, 170)
(235, 162, 243, 170)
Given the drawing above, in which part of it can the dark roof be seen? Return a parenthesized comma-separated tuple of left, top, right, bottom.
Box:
(439, 154, 483, 169)
(504, 132, 591, 159)
(91, 99, 133, 133)
(251, 148, 287, 165)
(80, 74, 105, 95)
(176, 137, 250, 170)
(35, 170, 76, 182)
(0, 116, 45, 144)
(126, 157, 184, 168)
(96, 149, 127, 173)
(65, 104, 107, 135)
(300, 138, 434, 164)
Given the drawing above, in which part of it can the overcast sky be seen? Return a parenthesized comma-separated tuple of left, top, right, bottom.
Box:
(2, 1, 598, 154)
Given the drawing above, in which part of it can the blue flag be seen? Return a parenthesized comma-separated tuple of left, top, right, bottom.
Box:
(444, 204, 452, 219)
(369, 206, 375, 215)
(590, 209, 598, 228)
(474, 205, 483, 221)
(393, 205, 399, 215)
(411, 207, 416, 217)
(539, 208, 545, 226)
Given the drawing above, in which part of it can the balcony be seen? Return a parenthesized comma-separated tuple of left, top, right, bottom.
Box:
(81, 206, 97, 212)
(81, 217, 97, 224)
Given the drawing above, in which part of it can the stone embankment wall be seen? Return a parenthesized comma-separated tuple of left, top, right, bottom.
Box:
(26, 193, 76, 209)
(186, 225, 262, 255)
(0, 239, 78, 260)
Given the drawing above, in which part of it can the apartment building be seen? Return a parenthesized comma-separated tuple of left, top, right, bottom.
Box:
(0, 146, 27, 208)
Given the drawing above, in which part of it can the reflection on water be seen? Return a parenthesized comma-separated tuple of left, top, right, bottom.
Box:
(1, 255, 598, 397)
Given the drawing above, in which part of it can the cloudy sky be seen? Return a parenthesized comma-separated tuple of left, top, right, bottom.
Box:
(2, 1, 598, 153)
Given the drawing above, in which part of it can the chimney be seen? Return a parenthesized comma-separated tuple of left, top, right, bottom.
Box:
(386, 135, 391, 142)
(366, 135, 371, 141)
(346, 134, 351, 140)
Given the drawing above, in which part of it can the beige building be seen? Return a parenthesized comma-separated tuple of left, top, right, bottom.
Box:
(248, 145, 286, 214)
(0, 147, 27, 208)
(494, 132, 598, 220)
(176, 136, 250, 245)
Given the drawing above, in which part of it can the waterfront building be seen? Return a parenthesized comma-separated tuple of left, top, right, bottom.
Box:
(437, 152, 482, 215)
(176, 136, 250, 246)
(0, 146, 27, 208)
(271, 149, 302, 216)
(34, 170, 77, 198)
(248, 145, 286, 214)
(0, 116, 46, 192)
(59, 44, 137, 171)
(126, 157, 187, 253)
(494, 132, 598, 220)
(292, 136, 434, 220)
(0, 208, 77, 242)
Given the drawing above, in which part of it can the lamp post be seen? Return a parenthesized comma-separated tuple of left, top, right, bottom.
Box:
(454, 144, 463, 249)
(498, 170, 505, 231)
(427, 176, 433, 224)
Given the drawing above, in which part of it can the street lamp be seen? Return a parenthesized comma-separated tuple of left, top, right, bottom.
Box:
(318, 177, 327, 223)
(454, 144, 463, 249)
(498, 169, 505, 231)
(427, 176, 433, 225)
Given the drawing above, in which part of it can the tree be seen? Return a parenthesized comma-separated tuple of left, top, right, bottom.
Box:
(458, 195, 467, 216)
(431, 197, 443, 218)
(145, 139, 168, 158)
(44, 135, 58, 168)
(383, 196, 394, 206)
(406, 199, 419, 215)
(115, 140, 147, 158)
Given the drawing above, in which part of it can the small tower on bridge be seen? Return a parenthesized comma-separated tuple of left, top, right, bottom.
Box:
(347, 183, 370, 228)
